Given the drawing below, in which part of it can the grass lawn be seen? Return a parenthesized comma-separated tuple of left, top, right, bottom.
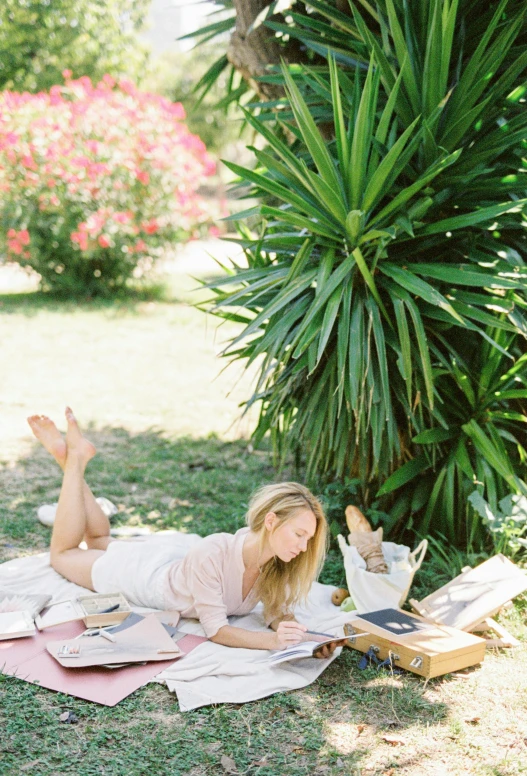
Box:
(0, 242, 526, 776)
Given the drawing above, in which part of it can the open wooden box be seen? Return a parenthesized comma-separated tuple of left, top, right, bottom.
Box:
(345, 608, 486, 679)
(36, 592, 131, 630)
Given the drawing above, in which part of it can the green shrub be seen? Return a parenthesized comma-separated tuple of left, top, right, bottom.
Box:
(0, 75, 218, 295)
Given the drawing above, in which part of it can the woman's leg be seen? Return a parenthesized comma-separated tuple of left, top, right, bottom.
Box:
(28, 413, 113, 551)
(49, 408, 107, 589)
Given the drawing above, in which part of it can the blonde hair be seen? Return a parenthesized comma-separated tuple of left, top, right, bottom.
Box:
(246, 482, 328, 623)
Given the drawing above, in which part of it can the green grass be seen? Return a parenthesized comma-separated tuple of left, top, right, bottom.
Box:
(0, 252, 526, 776)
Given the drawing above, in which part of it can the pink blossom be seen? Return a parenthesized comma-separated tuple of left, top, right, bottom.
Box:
(21, 154, 37, 170)
(71, 231, 89, 251)
(114, 211, 133, 224)
(170, 102, 186, 120)
(142, 219, 159, 234)
(118, 78, 135, 94)
(0, 76, 219, 275)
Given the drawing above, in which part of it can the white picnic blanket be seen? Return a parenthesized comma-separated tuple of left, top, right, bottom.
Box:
(0, 550, 354, 711)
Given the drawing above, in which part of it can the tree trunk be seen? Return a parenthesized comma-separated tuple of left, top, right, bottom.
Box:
(228, 0, 301, 100)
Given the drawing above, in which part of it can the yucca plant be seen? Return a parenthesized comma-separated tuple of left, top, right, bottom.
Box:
(201, 0, 527, 546)
(378, 330, 527, 543)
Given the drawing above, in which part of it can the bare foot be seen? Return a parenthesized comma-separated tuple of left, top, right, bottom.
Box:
(65, 407, 96, 464)
(27, 415, 67, 469)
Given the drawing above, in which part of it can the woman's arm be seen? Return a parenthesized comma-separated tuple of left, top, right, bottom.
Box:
(210, 619, 345, 657)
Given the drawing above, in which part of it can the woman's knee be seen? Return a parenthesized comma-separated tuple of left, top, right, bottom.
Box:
(50, 547, 72, 577)
(84, 535, 113, 551)
(49, 547, 63, 571)
(49, 547, 98, 590)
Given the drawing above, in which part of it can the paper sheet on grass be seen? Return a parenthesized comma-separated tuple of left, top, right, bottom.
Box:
(0, 546, 356, 711)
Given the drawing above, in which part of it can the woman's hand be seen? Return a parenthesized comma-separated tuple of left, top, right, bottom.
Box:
(273, 620, 308, 650)
(312, 637, 348, 659)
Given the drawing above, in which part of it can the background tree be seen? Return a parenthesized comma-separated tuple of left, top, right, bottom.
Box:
(193, 0, 527, 550)
(0, 0, 150, 93)
(143, 47, 242, 157)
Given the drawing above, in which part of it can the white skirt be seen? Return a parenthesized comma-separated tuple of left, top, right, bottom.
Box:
(90, 532, 203, 609)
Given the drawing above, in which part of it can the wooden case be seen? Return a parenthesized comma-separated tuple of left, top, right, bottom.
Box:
(36, 592, 131, 630)
(77, 593, 131, 628)
(344, 608, 486, 679)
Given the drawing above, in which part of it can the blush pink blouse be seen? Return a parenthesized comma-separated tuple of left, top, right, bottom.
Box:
(164, 526, 260, 637)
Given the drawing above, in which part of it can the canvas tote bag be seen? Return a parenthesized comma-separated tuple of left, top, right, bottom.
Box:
(337, 535, 428, 613)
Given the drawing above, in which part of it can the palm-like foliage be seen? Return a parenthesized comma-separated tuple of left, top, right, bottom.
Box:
(202, 0, 527, 545)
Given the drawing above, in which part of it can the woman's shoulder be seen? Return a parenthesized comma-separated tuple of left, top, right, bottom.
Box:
(187, 526, 249, 558)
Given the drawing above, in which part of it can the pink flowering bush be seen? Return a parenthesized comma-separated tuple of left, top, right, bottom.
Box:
(0, 73, 217, 293)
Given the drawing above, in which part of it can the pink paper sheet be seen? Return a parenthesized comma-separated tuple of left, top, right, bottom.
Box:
(0, 621, 207, 706)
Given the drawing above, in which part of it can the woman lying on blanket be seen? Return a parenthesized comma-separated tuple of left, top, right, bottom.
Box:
(28, 408, 345, 657)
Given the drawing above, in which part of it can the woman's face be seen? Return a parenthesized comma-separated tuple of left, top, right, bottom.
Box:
(266, 509, 317, 562)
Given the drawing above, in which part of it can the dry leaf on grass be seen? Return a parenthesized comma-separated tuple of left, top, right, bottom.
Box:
(381, 735, 406, 746)
(59, 711, 78, 724)
(292, 747, 306, 754)
(220, 755, 238, 774)
(357, 724, 366, 735)
(20, 762, 43, 772)
(465, 716, 480, 724)
(204, 742, 222, 754)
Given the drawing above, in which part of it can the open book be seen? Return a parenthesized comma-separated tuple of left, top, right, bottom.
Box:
(0, 610, 36, 641)
(0, 590, 51, 619)
(0, 591, 51, 641)
(268, 632, 348, 665)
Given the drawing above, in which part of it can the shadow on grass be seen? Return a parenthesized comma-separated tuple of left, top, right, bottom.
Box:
(0, 425, 281, 559)
(0, 424, 352, 590)
(0, 427, 455, 776)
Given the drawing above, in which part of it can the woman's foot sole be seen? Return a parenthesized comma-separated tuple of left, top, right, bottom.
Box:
(27, 415, 67, 468)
